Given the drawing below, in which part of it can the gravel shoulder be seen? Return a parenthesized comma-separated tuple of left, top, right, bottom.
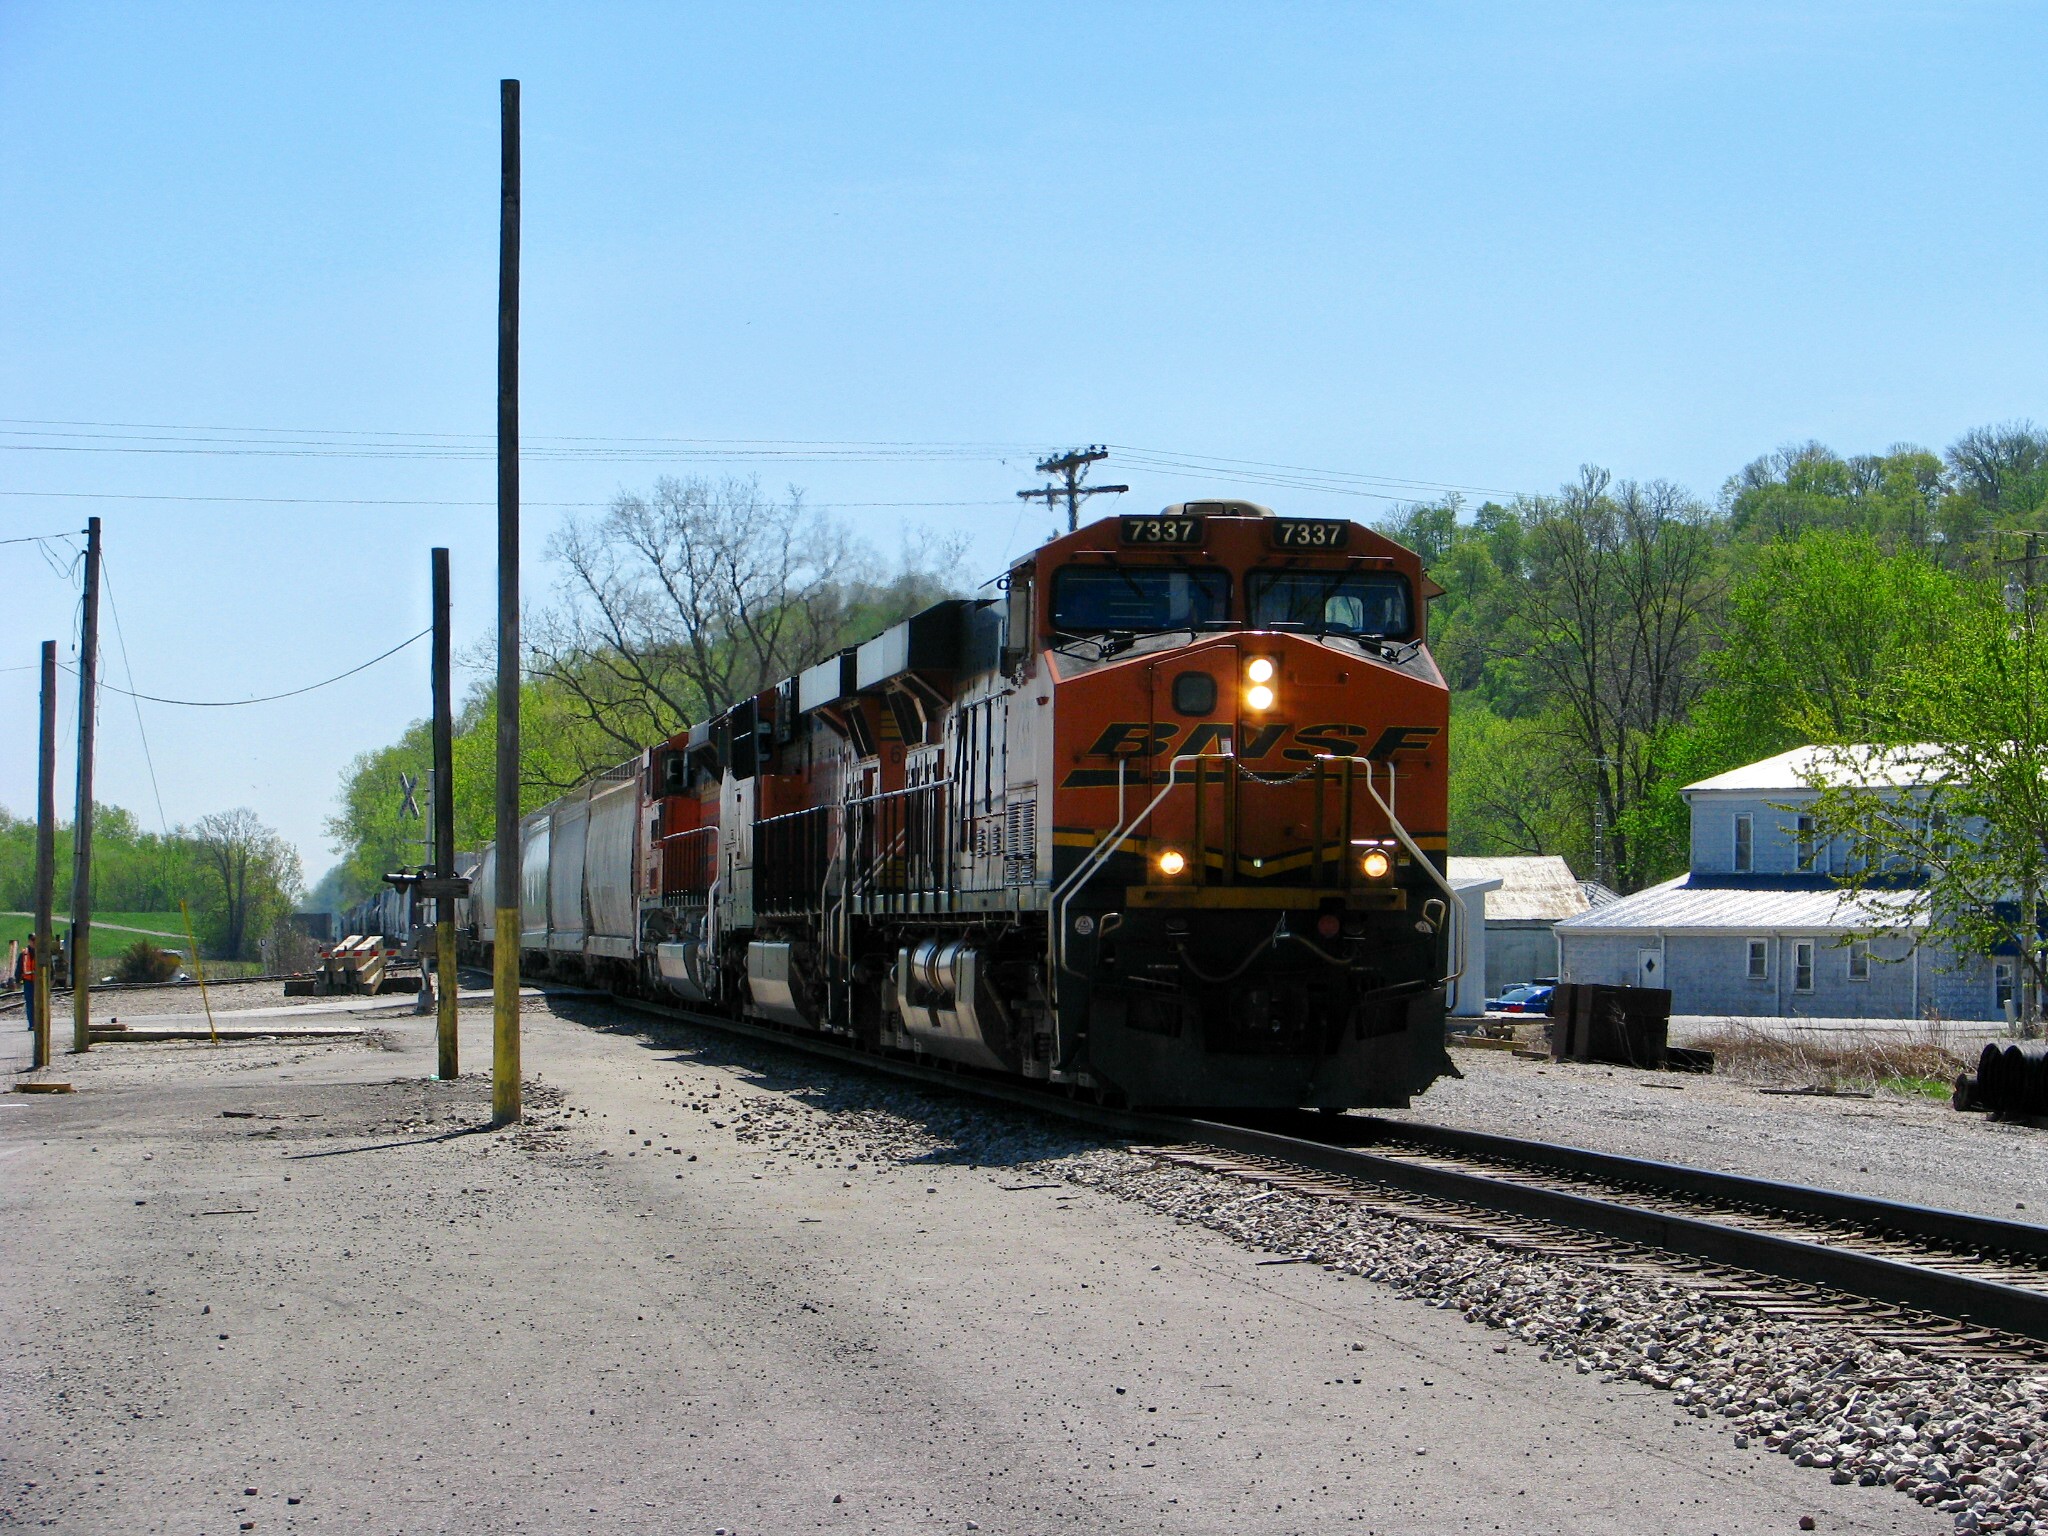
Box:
(1381, 1046, 2048, 1222)
(0, 993, 1946, 1535)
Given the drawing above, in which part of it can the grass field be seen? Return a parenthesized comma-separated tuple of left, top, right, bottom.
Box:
(0, 911, 275, 980)
(0, 911, 191, 948)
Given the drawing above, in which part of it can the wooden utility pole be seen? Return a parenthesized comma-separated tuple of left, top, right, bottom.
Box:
(70, 515, 101, 1054)
(1016, 446, 1129, 532)
(431, 546, 458, 1080)
(493, 77, 523, 1126)
(33, 641, 57, 1069)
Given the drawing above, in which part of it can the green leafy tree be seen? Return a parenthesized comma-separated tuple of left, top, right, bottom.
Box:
(1723, 442, 1945, 548)
(1708, 532, 1962, 744)
(1447, 701, 1590, 869)
(1510, 469, 1723, 889)
(193, 808, 303, 960)
(1802, 582, 2048, 1029)
(1621, 534, 1967, 871)
(1945, 421, 2048, 527)
(0, 802, 206, 916)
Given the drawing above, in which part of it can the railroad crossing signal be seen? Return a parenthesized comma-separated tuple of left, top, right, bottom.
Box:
(398, 772, 422, 819)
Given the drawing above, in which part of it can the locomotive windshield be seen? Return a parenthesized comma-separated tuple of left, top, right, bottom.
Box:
(1050, 566, 1231, 633)
(1247, 570, 1411, 637)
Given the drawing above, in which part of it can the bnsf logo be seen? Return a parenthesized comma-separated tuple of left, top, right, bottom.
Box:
(1077, 721, 1438, 762)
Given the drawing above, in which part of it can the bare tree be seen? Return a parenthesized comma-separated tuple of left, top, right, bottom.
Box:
(527, 475, 962, 786)
(528, 478, 852, 764)
(1518, 468, 1723, 888)
(193, 808, 303, 960)
(1946, 420, 2048, 517)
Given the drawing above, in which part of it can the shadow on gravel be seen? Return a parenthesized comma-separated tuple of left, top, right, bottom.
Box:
(544, 994, 1105, 1170)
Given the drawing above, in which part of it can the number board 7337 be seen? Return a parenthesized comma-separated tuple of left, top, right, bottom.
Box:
(1118, 515, 1204, 547)
(1269, 518, 1351, 549)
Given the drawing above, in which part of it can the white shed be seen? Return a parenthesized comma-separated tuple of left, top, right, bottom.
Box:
(1445, 856, 1589, 993)
(1447, 871, 1503, 1018)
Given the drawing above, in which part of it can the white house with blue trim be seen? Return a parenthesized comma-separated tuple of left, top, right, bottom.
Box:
(1555, 746, 2015, 1021)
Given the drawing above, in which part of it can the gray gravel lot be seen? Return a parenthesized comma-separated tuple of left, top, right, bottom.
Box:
(1383, 1045, 2048, 1222)
(0, 990, 1951, 1534)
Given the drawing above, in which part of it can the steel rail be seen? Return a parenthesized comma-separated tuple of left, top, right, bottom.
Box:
(1163, 1116, 2048, 1344)
(533, 980, 2048, 1346)
(1341, 1116, 2048, 1265)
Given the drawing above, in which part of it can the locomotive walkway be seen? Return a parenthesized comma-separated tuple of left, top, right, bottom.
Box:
(0, 987, 1940, 1534)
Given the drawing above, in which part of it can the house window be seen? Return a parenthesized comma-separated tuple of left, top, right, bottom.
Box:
(1795, 814, 1817, 872)
(1996, 961, 2017, 1014)
(1847, 938, 1870, 981)
(1746, 939, 1769, 980)
(1793, 940, 1815, 993)
(1733, 814, 1753, 873)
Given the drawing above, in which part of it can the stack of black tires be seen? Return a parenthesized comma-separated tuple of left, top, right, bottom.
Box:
(1955, 1041, 2048, 1117)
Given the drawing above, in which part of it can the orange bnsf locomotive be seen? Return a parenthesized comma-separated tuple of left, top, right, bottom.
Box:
(468, 500, 1462, 1109)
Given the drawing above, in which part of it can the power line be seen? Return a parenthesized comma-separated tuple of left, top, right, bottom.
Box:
(0, 415, 1531, 502)
(1109, 445, 1529, 500)
(0, 489, 1019, 510)
(98, 555, 170, 832)
(71, 627, 430, 708)
(0, 429, 1026, 465)
(0, 424, 1495, 492)
(0, 415, 1037, 452)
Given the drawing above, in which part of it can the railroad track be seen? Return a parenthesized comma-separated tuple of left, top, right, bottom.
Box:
(1138, 1123, 2048, 1367)
(539, 982, 2048, 1363)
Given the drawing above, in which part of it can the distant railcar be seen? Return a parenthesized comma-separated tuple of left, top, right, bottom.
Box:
(461, 502, 1463, 1110)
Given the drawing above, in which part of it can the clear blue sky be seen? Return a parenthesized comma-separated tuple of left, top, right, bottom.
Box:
(2, 2, 2044, 881)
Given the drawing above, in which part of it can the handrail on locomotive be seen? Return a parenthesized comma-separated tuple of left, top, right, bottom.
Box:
(1050, 751, 1465, 991)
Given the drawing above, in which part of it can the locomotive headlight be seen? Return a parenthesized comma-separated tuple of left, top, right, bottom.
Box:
(1360, 848, 1393, 880)
(1243, 657, 1277, 712)
(1156, 849, 1187, 877)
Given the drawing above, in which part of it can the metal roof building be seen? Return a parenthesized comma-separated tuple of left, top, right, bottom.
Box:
(1555, 876, 1925, 938)
(1553, 747, 2007, 1021)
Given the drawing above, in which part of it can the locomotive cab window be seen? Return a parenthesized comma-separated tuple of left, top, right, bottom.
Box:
(1246, 570, 1411, 638)
(1049, 565, 1230, 634)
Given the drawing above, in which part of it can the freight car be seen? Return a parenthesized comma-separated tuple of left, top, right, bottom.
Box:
(343, 883, 413, 949)
(460, 501, 1463, 1109)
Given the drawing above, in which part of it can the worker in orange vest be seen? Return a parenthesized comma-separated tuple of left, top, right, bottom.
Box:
(16, 940, 35, 1032)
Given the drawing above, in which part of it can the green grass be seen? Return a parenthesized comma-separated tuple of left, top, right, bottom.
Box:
(0, 911, 192, 948)
(1879, 1073, 1957, 1101)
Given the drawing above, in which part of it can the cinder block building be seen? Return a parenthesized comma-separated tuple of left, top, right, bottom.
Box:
(1554, 746, 2013, 1021)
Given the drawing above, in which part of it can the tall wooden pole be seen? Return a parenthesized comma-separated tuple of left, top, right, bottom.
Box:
(33, 642, 57, 1069)
(492, 78, 523, 1126)
(431, 546, 458, 1080)
(70, 515, 101, 1054)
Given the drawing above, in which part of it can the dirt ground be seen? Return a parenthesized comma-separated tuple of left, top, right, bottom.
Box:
(0, 992, 1944, 1535)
